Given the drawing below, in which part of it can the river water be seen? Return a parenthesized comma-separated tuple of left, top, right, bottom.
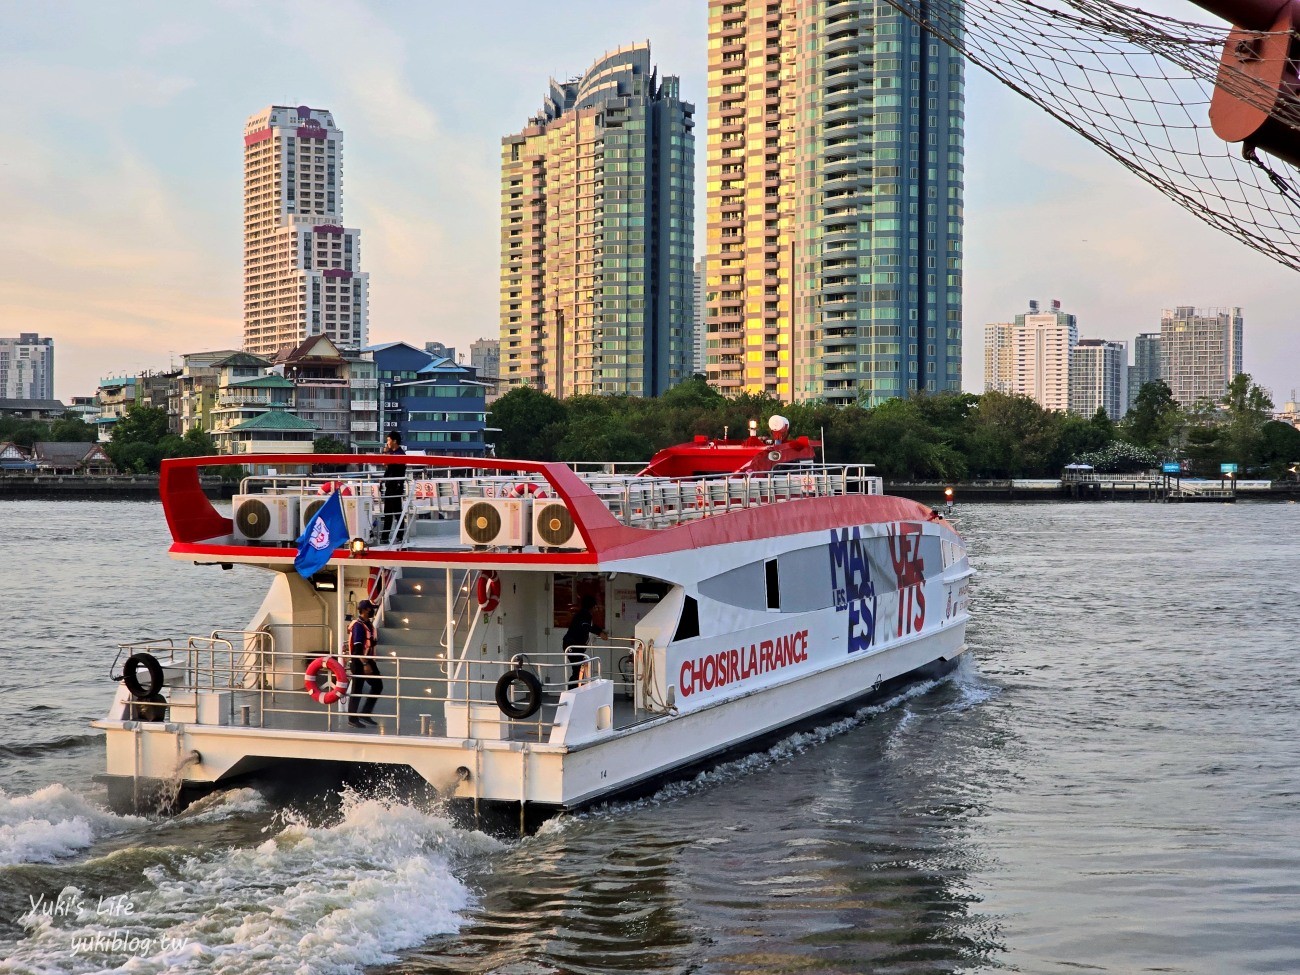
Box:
(1, 499, 1297, 974)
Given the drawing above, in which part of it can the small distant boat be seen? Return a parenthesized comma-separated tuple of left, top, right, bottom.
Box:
(94, 417, 972, 818)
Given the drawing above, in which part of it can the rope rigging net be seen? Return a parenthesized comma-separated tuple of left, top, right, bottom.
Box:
(882, 0, 1300, 271)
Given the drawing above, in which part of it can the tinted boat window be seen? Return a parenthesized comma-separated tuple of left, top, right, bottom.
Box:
(674, 595, 700, 641)
(698, 562, 766, 610)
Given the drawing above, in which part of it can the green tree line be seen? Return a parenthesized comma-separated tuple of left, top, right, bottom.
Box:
(0, 405, 218, 474)
(490, 375, 1300, 481)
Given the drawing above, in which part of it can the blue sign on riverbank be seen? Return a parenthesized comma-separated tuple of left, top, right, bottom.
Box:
(1162, 462, 1181, 474)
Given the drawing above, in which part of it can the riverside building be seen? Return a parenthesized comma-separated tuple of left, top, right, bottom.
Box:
(243, 106, 370, 358)
(704, 0, 965, 405)
(0, 333, 54, 400)
(984, 300, 1078, 412)
(499, 44, 695, 398)
(1159, 306, 1243, 408)
(1130, 330, 1161, 410)
(1069, 338, 1129, 421)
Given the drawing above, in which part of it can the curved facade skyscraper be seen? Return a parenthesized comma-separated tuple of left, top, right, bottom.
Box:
(500, 44, 695, 398)
(706, 0, 964, 405)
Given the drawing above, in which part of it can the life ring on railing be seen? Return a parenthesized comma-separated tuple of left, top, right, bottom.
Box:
(475, 570, 501, 613)
(122, 653, 165, 698)
(318, 480, 353, 496)
(509, 481, 549, 499)
(494, 666, 543, 720)
(304, 656, 349, 705)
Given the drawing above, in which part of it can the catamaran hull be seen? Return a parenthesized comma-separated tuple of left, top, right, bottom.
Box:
(95, 622, 964, 816)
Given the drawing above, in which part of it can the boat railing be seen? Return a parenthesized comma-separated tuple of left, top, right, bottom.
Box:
(116, 639, 645, 742)
(230, 463, 882, 537)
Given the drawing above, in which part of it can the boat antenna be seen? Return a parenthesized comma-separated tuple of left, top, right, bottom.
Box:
(820, 425, 826, 466)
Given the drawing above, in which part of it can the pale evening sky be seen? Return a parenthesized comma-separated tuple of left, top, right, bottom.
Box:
(1, 0, 1296, 405)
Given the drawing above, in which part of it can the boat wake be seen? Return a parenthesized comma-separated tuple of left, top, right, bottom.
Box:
(170, 787, 268, 826)
(0, 785, 142, 867)
(544, 671, 963, 832)
(5, 787, 502, 975)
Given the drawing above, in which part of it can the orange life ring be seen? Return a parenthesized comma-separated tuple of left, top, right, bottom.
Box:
(304, 656, 348, 705)
(318, 480, 353, 496)
(509, 482, 549, 499)
(476, 570, 501, 613)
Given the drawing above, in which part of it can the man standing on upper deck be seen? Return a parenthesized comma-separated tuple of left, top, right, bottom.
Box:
(381, 431, 406, 542)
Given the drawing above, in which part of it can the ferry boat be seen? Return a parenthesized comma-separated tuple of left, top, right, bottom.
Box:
(94, 419, 973, 818)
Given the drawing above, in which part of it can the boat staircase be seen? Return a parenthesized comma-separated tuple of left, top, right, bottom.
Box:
(366, 566, 458, 735)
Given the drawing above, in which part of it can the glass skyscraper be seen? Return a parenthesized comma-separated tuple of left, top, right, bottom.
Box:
(500, 44, 695, 398)
(706, 0, 964, 405)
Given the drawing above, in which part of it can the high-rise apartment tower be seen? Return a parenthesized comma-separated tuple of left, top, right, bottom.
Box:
(1069, 338, 1129, 421)
(1159, 306, 1243, 408)
(705, 0, 964, 404)
(1129, 330, 1161, 410)
(500, 45, 695, 398)
(243, 106, 369, 358)
(984, 299, 1077, 412)
(0, 333, 54, 400)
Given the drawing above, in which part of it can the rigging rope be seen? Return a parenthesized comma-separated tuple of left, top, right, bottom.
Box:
(881, 0, 1300, 270)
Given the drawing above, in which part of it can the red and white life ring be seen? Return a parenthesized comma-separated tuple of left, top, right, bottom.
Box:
(304, 656, 348, 705)
(476, 570, 501, 614)
(509, 481, 549, 499)
(318, 480, 353, 496)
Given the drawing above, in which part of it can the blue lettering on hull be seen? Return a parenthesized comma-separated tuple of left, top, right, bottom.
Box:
(829, 526, 878, 654)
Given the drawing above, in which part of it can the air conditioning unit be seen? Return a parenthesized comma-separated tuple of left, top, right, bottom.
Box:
(233, 495, 301, 544)
(533, 500, 584, 550)
(301, 495, 376, 542)
(460, 497, 531, 548)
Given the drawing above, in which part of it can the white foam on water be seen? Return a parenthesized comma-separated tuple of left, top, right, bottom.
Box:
(0, 785, 143, 867)
(942, 655, 1002, 713)
(552, 675, 952, 828)
(171, 788, 267, 826)
(5, 789, 501, 975)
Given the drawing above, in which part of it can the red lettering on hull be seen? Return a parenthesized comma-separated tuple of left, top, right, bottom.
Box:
(678, 629, 810, 698)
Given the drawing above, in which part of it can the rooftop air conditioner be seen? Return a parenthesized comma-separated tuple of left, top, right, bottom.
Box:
(301, 495, 376, 542)
(460, 497, 531, 548)
(233, 495, 301, 544)
(533, 500, 584, 551)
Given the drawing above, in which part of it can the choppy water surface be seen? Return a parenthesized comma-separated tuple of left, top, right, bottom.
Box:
(1, 499, 1298, 974)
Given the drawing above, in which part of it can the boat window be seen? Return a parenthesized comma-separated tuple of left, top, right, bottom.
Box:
(698, 562, 766, 610)
(777, 545, 835, 612)
(765, 559, 779, 610)
(674, 595, 700, 641)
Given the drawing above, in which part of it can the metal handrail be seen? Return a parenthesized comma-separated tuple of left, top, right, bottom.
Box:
(232, 463, 882, 536)
(115, 633, 647, 739)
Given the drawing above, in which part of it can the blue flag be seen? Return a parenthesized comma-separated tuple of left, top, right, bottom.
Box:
(295, 491, 347, 579)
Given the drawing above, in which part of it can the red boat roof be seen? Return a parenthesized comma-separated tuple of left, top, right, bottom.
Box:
(159, 452, 940, 567)
(637, 434, 817, 478)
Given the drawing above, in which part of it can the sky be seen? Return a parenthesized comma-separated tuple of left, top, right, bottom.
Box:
(2, 0, 1297, 405)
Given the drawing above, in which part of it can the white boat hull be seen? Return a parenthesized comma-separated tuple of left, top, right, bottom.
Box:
(94, 620, 964, 812)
